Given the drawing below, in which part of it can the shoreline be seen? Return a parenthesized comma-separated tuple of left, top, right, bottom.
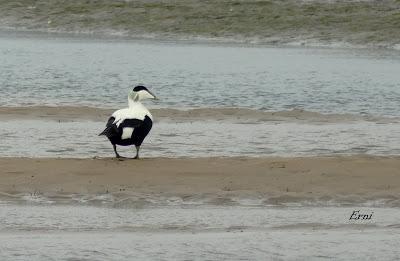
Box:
(0, 106, 397, 123)
(1, 156, 399, 206)
(1, 27, 400, 52)
(0, 0, 399, 50)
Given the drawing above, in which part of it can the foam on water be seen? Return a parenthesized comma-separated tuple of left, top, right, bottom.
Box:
(2, 190, 400, 208)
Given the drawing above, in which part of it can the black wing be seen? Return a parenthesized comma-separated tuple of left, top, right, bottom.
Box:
(99, 117, 143, 138)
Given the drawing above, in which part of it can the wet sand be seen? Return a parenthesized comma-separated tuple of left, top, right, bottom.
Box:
(0, 106, 392, 123)
(1, 0, 399, 48)
(1, 156, 399, 205)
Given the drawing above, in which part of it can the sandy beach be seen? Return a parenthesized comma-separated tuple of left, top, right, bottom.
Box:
(1, 156, 399, 205)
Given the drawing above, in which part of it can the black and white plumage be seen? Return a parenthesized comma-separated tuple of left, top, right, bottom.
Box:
(99, 86, 157, 159)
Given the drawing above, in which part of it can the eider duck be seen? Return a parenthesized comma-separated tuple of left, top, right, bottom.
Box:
(99, 85, 157, 159)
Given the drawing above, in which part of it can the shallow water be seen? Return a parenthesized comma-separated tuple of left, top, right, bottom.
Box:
(1, 34, 400, 260)
(1, 119, 400, 157)
(3, 229, 400, 261)
(0, 204, 399, 260)
(1, 34, 400, 116)
(1, 34, 400, 157)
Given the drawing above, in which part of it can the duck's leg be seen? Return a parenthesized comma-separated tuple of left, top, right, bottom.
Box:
(113, 144, 125, 159)
(133, 146, 140, 159)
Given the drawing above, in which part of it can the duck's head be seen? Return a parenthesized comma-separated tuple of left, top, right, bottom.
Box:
(129, 85, 158, 102)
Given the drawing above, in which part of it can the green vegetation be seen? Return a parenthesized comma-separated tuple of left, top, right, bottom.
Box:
(0, 0, 399, 47)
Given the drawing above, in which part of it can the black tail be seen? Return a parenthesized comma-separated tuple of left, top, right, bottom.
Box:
(99, 116, 117, 137)
(99, 127, 111, 136)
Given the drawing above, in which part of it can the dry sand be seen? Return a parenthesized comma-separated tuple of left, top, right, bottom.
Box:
(1, 156, 399, 205)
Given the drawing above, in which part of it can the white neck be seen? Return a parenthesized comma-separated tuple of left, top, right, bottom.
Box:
(127, 96, 153, 120)
(128, 96, 139, 108)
